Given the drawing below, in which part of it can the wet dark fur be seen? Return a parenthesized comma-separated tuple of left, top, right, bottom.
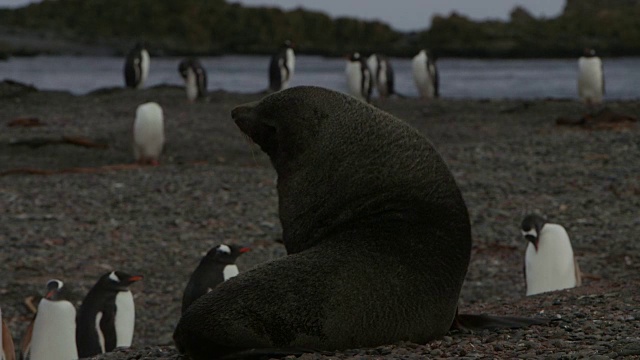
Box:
(174, 86, 472, 359)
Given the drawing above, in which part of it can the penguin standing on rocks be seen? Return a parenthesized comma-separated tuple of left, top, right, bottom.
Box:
(577, 48, 604, 106)
(269, 40, 295, 92)
(132, 102, 165, 165)
(76, 271, 143, 358)
(1, 307, 15, 360)
(182, 244, 250, 314)
(20, 280, 78, 360)
(412, 49, 439, 99)
(124, 42, 150, 89)
(521, 214, 582, 296)
(345, 52, 372, 103)
(367, 54, 394, 98)
(178, 58, 207, 102)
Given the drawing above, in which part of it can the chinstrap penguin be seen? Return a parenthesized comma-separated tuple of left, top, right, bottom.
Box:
(577, 48, 604, 106)
(1, 307, 15, 360)
(20, 279, 78, 360)
(132, 102, 165, 165)
(269, 40, 295, 92)
(181, 244, 250, 314)
(521, 214, 582, 296)
(76, 271, 143, 358)
(124, 42, 150, 89)
(345, 52, 373, 102)
(412, 49, 439, 99)
(178, 58, 207, 102)
(367, 54, 394, 98)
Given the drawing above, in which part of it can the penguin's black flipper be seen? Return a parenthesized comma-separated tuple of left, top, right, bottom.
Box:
(451, 312, 553, 333)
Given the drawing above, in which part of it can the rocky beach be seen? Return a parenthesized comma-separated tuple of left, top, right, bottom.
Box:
(1, 81, 639, 359)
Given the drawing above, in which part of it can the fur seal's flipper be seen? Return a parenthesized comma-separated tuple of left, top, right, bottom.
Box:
(174, 86, 471, 359)
(451, 313, 552, 333)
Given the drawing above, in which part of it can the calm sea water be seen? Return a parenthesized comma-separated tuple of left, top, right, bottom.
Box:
(1, 55, 639, 100)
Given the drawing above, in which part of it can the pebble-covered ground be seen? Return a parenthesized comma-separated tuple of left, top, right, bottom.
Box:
(1, 81, 638, 359)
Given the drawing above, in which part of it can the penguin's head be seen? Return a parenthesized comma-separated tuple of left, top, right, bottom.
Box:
(348, 52, 361, 62)
(99, 271, 143, 292)
(283, 40, 294, 49)
(178, 58, 202, 79)
(521, 214, 546, 251)
(205, 244, 250, 265)
(583, 48, 596, 57)
(44, 279, 69, 301)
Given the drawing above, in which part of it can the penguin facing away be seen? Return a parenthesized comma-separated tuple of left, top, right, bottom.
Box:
(182, 244, 251, 314)
(178, 58, 207, 102)
(76, 271, 143, 358)
(577, 48, 604, 106)
(367, 54, 395, 98)
(20, 280, 78, 360)
(269, 40, 295, 92)
(132, 102, 165, 165)
(521, 214, 582, 296)
(345, 52, 373, 103)
(124, 42, 150, 89)
(412, 49, 439, 99)
(1, 307, 15, 360)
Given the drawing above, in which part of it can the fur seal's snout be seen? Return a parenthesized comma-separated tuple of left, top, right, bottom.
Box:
(231, 102, 278, 154)
(175, 86, 472, 360)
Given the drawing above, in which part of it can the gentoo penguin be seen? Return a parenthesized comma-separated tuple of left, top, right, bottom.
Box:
(412, 49, 439, 99)
(345, 52, 373, 102)
(132, 102, 165, 165)
(178, 58, 207, 102)
(269, 40, 295, 92)
(76, 271, 143, 358)
(577, 48, 604, 106)
(124, 42, 150, 89)
(367, 54, 394, 98)
(1, 308, 15, 360)
(181, 244, 250, 314)
(521, 214, 582, 296)
(21, 280, 78, 360)
(174, 86, 472, 359)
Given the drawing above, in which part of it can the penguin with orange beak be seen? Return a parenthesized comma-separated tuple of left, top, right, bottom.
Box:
(75, 271, 143, 357)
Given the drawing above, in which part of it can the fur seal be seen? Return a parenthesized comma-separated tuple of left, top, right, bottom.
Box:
(174, 86, 472, 359)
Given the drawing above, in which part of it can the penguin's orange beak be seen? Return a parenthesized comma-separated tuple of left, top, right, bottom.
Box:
(128, 275, 143, 282)
(45, 290, 56, 299)
(239, 247, 251, 253)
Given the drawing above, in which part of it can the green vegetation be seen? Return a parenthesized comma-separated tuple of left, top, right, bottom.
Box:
(1, 0, 640, 57)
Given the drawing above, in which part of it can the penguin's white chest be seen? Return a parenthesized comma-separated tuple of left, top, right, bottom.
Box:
(185, 68, 198, 101)
(377, 61, 389, 96)
(133, 102, 165, 162)
(578, 57, 603, 103)
(223, 264, 239, 281)
(114, 290, 136, 348)
(138, 49, 150, 88)
(345, 62, 369, 101)
(281, 48, 295, 89)
(525, 223, 578, 296)
(412, 53, 435, 98)
(366, 55, 379, 84)
(30, 299, 78, 360)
